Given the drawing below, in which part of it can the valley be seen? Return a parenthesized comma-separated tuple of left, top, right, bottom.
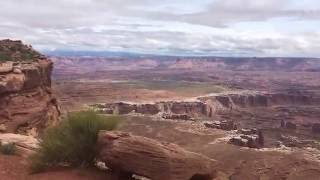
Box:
(52, 56, 320, 179)
(2, 0, 320, 179)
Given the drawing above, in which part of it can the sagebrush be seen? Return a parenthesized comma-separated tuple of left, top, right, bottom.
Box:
(30, 111, 120, 172)
(0, 142, 17, 155)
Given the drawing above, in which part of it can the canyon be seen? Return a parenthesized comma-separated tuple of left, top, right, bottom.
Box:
(1, 41, 320, 179)
(51, 55, 320, 179)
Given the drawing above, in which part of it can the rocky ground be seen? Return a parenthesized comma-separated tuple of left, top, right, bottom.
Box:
(118, 116, 320, 180)
(2, 115, 319, 180)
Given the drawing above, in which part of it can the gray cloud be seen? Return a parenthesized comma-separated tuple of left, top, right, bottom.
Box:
(0, 0, 320, 56)
(149, 0, 320, 27)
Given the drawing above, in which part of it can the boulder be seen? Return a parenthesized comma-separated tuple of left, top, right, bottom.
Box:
(0, 62, 13, 73)
(13, 67, 22, 74)
(0, 133, 39, 155)
(97, 131, 218, 180)
(0, 73, 25, 93)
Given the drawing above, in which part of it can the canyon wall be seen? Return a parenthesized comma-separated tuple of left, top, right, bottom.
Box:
(200, 92, 320, 111)
(96, 91, 320, 118)
(0, 40, 60, 136)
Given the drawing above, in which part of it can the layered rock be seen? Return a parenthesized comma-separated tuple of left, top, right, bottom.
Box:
(200, 91, 319, 111)
(99, 101, 209, 118)
(162, 113, 192, 121)
(0, 133, 39, 155)
(229, 129, 264, 148)
(0, 40, 60, 136)
(204, 120, 237, 131)
(97, 131, 218, 180)
(93, 90, 320, 120)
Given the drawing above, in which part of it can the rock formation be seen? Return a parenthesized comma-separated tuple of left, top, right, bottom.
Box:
(93, 90, 320, 120)
(229, 128, 264, 148)
(162, 113, 192, 121)
(97, 131, 218, 180)
(199, 91, 319, 111)
(204, 120, 237, 131)
(0, 133, 39, 155)
(0, 40, 60, 136)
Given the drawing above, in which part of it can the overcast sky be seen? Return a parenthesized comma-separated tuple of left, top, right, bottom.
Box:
(1, 0, 320, 57)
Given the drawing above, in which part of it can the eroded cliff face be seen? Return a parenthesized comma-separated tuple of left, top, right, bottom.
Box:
(95, 91, 320, 118)
(0, 40, 60, 136)
(200, 91, 320, 112)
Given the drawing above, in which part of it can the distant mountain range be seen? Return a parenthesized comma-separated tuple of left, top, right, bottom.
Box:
(51, 56, 320, 80)
(43, 50, 149, 58)
(43, 50, 320, 59)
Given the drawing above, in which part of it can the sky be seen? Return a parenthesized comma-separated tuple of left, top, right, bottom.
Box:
(1, 0, 320, 57)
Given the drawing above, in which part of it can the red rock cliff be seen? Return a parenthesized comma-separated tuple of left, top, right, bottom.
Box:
(0, 39, 60, 136)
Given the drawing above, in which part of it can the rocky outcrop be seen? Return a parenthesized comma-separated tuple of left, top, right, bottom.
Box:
(0, 40, 60, 136)
(0, 62, 13, 73)
(238, 128, 258, 135)
(99, 101, 209, 118)
(200, 91, 319, 112)
(159, 101, 208, 116)
(94, 90, 320, 120)
(229, 129, 264, 148)
(97, 131, 218, 180)
(0, 133, 39, 155)
(204, 120, 237, 131)
(162, 113, 192, 121)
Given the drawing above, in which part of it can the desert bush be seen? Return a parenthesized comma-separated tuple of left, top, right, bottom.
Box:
(30, 110, 120, 172)
(0, 142, 17, 155)
(0, 53, 12, 61)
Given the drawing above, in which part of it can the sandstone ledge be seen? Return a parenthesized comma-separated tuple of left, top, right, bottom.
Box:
(97, 131, 218, 180)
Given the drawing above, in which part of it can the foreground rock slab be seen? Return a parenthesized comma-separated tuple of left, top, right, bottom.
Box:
(0, 133, 39, 155)
(97, 131, 218, 180)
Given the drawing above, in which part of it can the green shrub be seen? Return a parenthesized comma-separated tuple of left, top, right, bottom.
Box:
(0, 142, 17, 155)
(30, 111, 120, 173)
(0, 53, 12, 61)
